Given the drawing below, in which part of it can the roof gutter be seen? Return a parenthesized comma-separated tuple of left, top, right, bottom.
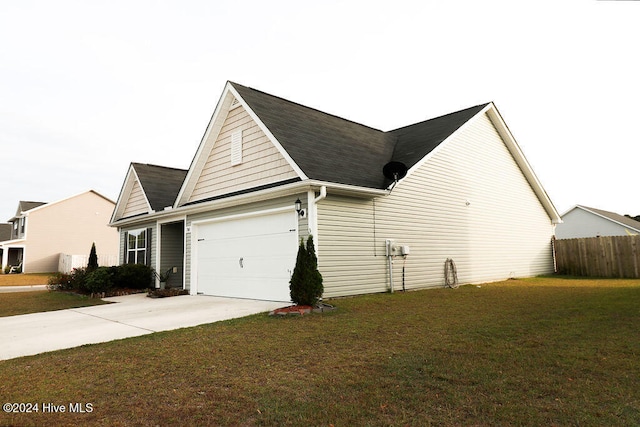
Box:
(110, 180, 388, 228)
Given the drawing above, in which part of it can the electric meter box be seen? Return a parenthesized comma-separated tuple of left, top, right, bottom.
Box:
(386, 239, 410, 256)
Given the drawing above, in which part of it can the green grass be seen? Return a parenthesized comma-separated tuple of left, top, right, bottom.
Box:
(0, 291, 110, 317)
(1, 276, 639, 426)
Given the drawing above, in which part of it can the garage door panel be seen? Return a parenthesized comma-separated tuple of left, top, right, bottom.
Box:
(195, 210, 297, 301)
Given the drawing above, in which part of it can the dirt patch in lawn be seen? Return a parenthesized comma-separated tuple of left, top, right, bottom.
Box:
(269, 302, 337, 316)
(0, 274, 51, 286)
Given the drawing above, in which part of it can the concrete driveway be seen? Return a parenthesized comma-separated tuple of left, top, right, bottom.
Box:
(0, 294, 284, 360)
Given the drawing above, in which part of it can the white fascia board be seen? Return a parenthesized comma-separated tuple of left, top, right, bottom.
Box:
(395, 105, 490, 189)
(0, 238, 26, 246)
(395, 103, 561, 224)
(112, 179, 388, 228)
(110, 164, 136, 224)
(23, 190, 113, 217)
(227, 84, 308, 180)
(131, 167, 154, 214)
(175, 82, 308, 208)
(485, 104, 562, 224)
(386, 104, 486, 203)
(577, 206, 640, 233)
(559, 205, 580, 217)
(109, 165, 152, 225)
(175, 83, 233, 208)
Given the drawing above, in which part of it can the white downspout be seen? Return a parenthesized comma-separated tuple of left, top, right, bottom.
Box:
(314, 185, 327, 204)
(308, 186, 327, 236)
(308, 186, 327, 263)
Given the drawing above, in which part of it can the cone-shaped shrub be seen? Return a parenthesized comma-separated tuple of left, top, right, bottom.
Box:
(305, 235, 323, 303)
(87, 242, 99, 272)
(289, 235, 323, 306)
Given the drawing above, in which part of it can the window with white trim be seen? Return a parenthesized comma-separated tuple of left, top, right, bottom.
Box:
(230, 130, 243, 166)
(127, 229, 147, 264)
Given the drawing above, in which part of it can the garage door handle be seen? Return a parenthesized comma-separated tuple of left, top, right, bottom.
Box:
(239, 257, 243, 268)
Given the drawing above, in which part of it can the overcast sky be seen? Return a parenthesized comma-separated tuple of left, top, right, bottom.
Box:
(1, 0, 638, 223)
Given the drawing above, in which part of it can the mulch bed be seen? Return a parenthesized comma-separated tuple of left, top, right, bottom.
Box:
(147, 288, 190, 298)
(269, 303, 336, 316)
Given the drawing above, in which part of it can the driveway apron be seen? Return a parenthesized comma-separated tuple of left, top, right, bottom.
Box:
(0, 294, 284, 360)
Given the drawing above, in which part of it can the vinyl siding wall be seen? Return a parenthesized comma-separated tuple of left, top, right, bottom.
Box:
(317, 112, 555, 297)
(122, 180, 149, 218)
(188, 106, 299, 203)
(184, 194, 309, 291)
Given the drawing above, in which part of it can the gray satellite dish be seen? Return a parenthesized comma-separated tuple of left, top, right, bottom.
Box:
(383, 161, 408, 182)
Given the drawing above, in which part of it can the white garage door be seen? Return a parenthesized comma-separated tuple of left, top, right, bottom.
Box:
(195, 210, 298, 301)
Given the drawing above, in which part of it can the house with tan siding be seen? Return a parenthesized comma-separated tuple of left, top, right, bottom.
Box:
(110, 81, 561, 301)
(1, 191, 119, 273)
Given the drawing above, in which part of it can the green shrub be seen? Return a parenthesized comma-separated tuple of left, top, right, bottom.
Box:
(48, 264, 154, 295)
(47, 272, 74, 291)
(70, 268, 90, 293)
(289, 235, 323, 306)
(85, 267, 117, 294)
(114, 264, 154, 289)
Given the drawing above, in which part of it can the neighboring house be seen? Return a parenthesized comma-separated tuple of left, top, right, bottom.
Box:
(110, 81, 561, 301)
(0, 223, 11, 242)
(0, 191, 119, 273)
(555, 205, 640, 239)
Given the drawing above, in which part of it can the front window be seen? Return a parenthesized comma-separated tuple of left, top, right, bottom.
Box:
(127, 229, 147, 264)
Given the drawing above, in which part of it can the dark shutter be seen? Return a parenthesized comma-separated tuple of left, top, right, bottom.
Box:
(123, 231, 129, 264)
(145, 228, 153, 266)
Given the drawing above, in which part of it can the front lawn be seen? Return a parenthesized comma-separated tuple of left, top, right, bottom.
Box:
(0, 291, 110, 317)
(0, 276, 639, 426)
(0, 273, 51, 287)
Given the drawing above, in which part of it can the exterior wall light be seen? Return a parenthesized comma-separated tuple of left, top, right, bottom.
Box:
(295, 198, 305, 217)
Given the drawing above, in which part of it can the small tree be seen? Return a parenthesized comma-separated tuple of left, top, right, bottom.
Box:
(87, 242, 99, 272)
(305, 235, 323, 303)
(289, 235, 323, 306)
(290, 239, 308, 305)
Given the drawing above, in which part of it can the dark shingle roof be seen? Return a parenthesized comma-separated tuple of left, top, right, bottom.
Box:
(7, 201, 47, 222)
(231, 82, 487, 189)
(0, 223, 11, 241)
(232, 83, 396, 189)
(389, 104, 489, 169)
(132, 163, 188, 211)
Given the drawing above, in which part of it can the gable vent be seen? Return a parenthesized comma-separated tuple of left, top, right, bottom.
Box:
(230, 97, 241, 110)
(231, 130, 243, 166)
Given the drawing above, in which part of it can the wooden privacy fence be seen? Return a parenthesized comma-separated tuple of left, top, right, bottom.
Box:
(554, 235, 640, 278)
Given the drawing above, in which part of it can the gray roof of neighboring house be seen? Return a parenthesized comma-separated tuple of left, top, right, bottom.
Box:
(575, 205, 640, 232)
(231, 82, 488, 189)
(7, 201, 47, 222)
(0, 223, 11, 241)
(132, 163, 188, 212)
